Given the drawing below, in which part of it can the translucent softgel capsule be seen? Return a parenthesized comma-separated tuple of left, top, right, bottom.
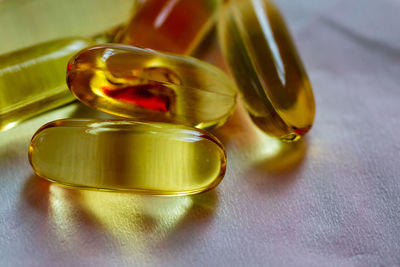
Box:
(29, 119, 226, 195)
(219, 0, 315, 142)
(0, 0, 136, 54)
(0, 38, 92, 131)
(67, 44, 237, 129)
(115, 0, 222, 54)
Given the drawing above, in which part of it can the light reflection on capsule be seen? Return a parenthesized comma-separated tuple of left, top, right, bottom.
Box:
(29, 119, 227, 195)
(67, 44, 237, 129)
(218, 0, 315, 142)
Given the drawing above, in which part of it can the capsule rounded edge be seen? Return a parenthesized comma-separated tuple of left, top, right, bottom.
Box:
(28, 119, 227, 195)
(218, 0, 316, 142)
(66, 44, 237, 130)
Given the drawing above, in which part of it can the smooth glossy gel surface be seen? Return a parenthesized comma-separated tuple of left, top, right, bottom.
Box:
(67, 44, 237, 129)
(29, 119, 226, 195)
(0, 0, 136, 54)
(0, 38, 92, 131)
(219, 0, 315, 142)
(116, 0, 221, 55)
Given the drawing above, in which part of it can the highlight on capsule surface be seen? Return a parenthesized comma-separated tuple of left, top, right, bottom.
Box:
(0, 38, 93, 131)
(28, 119, 227, 195)
(115, 0, 222, 55)
(218, 0, 315, 142)
(67, 44, 237, 129)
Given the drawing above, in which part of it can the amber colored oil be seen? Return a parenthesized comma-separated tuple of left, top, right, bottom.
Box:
(115, 0, 222, 55)
(0, 38, 93, 131)
(67, 44, 237, 129)
(219, 0, 315, 142)
(29, 119, 226, 195)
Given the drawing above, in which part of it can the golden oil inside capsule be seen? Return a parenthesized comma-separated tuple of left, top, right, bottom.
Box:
(29, 119, 226, 195)
(0, 38, 92, 131)
(115, 0, 222, 55)
(67, 44, 237, 129)
(0, 0, 136, 54)
(219, 0, 315, 142)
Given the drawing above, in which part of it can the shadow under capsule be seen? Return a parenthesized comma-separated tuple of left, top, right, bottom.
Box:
(159, 189, 219, 246)
(21, 174, 219, 252)
(21, 174, 51, 214)
(16, 174, 88, 266)
(243, 137, 308, 196)
(212, 101, 308, 176)
(250, 135, 308, 175)
(21, 174, 102, 228)
(67, 102, 119, 119)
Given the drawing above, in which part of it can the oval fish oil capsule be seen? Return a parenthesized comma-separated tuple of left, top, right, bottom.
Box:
(115, 0, 222, 55)
(0, 38, 93, 131)
(218, 0, 315, 142)
(67, 44, 237, 129)
(29, 119, 226, 195)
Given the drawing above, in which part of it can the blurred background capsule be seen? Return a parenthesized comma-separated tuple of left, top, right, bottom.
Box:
(115, 0, 222, 55)
(0, 0, 137, 54)
(0, 0, 137, 131)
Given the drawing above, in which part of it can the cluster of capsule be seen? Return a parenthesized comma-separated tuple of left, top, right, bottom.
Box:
(1, 0, 315, 195)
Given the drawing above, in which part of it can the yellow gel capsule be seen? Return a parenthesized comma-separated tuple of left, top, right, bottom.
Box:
(218, 0, 315, 142)
(0, 38, 93, 131)
(28, 119, 226, 195)
(115, 0, 222, 55)
(67, 44, 237, 129)
(0, 0, 136, 54)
